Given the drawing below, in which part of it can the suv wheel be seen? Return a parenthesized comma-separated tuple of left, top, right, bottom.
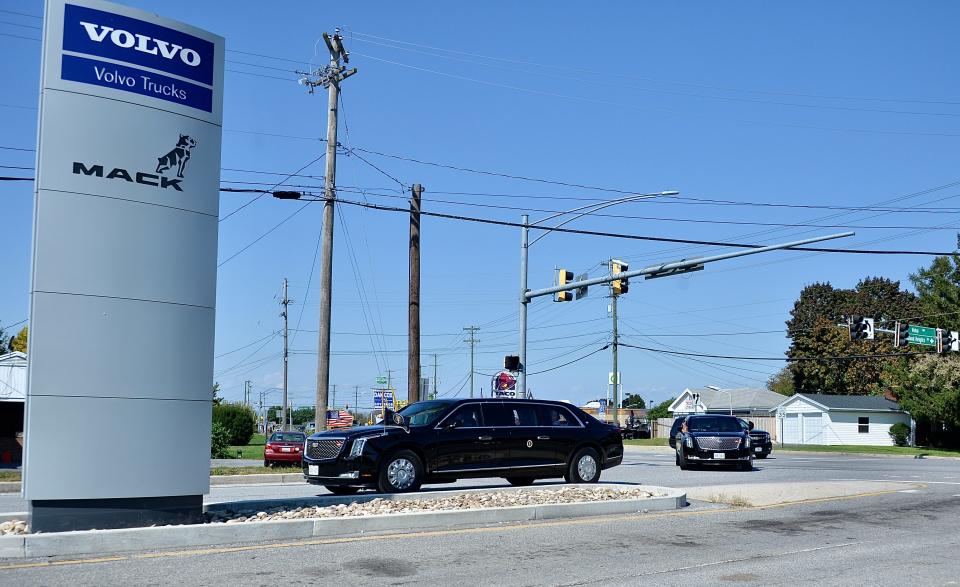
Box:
(505, 477, 536, 487)
(565, 447, 601, 484)
(740, 460, 753, 472)
(677, 448, 689, 470)
(377, 450, 424, 493)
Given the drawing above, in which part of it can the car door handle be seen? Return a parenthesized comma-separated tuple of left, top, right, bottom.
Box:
(478, 435, 492, 441)
(537, 436, 550, 440)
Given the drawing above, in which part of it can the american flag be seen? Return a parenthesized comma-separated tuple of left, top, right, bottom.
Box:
(326, 410, 354, 429)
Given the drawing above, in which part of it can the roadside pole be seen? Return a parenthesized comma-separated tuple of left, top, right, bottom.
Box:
(610, 283, 619, 425)
(464, 326, 480, 398)
(298, 31, 357, 432)
(408, 184, 423, 404)
(518, 214, 529, 397)
(281, 277, 289, 431)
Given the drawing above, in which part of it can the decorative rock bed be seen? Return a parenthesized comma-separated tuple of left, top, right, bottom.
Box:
(0, 520, 27, 536)
(209, 486, 662, 525)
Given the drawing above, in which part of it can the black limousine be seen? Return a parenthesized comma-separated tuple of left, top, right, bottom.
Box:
(302, 398, 624, 494)
(674, 414, 754, 471)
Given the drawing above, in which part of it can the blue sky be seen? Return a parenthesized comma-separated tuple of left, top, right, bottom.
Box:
(2, 1, 959, 410)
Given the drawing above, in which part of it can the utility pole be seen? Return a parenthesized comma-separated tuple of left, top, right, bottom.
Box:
(609, 277, 619, 426)
(518, 214, 529, 397)
(331, 384, 337, 410)
(298, 30, 357, 432)
(243, 380, 251, 407)
(280, 278, 290, 431)
(463, 326, 480, 398)
(408, 184, 423, 405)
(353, 385, 359, 413)
(432, 354, 438, 400)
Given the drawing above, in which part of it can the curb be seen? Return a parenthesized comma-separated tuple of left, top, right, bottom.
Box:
(0, 473, 307, 494)
(0, 484, 685, 559)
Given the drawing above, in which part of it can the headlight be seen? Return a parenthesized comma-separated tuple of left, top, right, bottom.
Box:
(348, 437, 367, 459)
(684, 437, 693, 449)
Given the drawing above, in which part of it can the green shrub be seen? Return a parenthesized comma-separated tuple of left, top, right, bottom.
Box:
(212, 402, 256, 446)
(889, 422, 910, 447)
(210, 421, 232, 458)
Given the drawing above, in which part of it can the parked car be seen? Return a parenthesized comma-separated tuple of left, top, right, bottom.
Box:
(619, 418, 651, 440)
(301, 398, 624, 494)
(668, 417, 684, 449)
(738, 418, 773, 459)
(264, 431, 306, 467)
(674, 414, 753, 471)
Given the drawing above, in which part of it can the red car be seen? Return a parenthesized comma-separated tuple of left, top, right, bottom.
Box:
(264, 431, 306, 467)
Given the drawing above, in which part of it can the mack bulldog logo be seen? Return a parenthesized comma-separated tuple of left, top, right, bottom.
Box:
(71, 133, 198, 192)
(156, 134, 197, 178)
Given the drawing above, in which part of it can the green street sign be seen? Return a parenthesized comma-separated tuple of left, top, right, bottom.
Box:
(376, 376, 388, 385)
(908, 324, 937, 347)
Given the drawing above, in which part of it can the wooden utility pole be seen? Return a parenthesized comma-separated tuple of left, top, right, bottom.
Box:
(463, 326, 480, 398)
(298, 30, 357, 432)
(281, 278, 290, 431)
(432, 354, 438, 400)
(408, 184, 423, 404)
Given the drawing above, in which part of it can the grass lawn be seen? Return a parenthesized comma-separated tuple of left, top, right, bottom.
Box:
(777, 444, 960, 458)
(229, 433, 266, 460)
(623, 437, 669, 446)
(0, 471, 20, 482)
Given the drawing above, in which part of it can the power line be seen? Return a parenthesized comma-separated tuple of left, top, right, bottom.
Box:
(326, 196, 956, 256)
(528, 345, 609, 375)
(217, 199, 315, 267)
(219, 153, 325, 222)
(0, 9, 42, 19)
(215, 331, 280, 359)
(619, 341, 939, 362)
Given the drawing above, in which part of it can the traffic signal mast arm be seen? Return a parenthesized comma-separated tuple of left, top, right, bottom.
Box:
(524, 231, 854, 301)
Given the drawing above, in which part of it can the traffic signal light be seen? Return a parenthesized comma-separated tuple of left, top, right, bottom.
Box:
(939, 328, 953, 353)
(849, 315, 864, 341)
(556, 269, 573, 302)
(611, 259, 629, 295)
(894, 322, 910, 348)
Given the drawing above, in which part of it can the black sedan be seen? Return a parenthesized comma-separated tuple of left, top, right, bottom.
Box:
(302, 398, 624, 494)
(675, 414, 753, 471)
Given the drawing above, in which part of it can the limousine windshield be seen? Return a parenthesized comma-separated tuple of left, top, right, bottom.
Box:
(397, 400, 455, 427)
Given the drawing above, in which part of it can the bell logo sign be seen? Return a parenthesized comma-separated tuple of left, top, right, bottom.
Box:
(77, 21, 202, 67)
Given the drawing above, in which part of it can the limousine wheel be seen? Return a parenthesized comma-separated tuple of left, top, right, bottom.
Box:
(378, 450, 424, 493)
(325, 486, 361, 495)
(505, 477, 536, 487)
(566, 447, 601, 484)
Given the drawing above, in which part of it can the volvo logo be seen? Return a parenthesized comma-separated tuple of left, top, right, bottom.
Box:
(78, 21, 202, 67)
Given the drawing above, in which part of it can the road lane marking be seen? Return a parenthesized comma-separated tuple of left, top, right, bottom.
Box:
(0, 486, 912, 572)
(832, 478, 960, 485)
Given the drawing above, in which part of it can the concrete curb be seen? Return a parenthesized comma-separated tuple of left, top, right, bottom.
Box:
(0, 483, 18, 494)
(0, 484, 684, 559)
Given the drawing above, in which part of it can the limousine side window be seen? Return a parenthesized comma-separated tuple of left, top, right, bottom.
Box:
(538, 405, 576, 427)
(447, 404, 483, 428)
(481, 402, 515, 427)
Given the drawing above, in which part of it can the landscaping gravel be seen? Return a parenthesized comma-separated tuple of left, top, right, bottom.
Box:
(0, 520, 27, 536)
(207, 486, 662, 524)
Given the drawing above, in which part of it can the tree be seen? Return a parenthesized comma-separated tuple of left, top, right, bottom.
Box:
(8, 327, 27, 353)
(620, 394, 646, 409)
(0, 326, 9, 354)
(910, 236, 960, 333)
(786, 278, 920, 395)
(882, 354, 960, 447)
(212, 402, 256, 446)
(767, 366, 795, 396)
(212, 382, 223, 406)
(210, 421, 232, 458)
(647, 399, 673, 420)
(291, 406, 314, 425)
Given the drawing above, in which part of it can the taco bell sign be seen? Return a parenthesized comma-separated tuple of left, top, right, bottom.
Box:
(24, 0, 223, 532)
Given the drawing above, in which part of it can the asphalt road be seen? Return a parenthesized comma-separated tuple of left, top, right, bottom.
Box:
(2, 449, 960, 584)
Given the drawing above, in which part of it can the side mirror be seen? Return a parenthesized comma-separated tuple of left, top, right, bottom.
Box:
(748, 421, 755, 431)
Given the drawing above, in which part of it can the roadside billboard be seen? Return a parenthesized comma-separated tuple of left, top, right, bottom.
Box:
(24, 0, 223, 531)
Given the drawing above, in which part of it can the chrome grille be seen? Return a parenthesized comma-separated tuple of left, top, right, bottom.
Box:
(750, 433, 768, 443)
(306, 439, 345, 460)
(695, 436, 741, 451)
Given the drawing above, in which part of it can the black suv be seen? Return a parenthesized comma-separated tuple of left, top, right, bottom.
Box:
(738, 418, 772, 459)
(674, 414, 753, 471)
(302, 398, 624, 494)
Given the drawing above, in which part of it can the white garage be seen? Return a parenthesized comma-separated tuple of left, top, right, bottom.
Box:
(772, 393, 912, 446)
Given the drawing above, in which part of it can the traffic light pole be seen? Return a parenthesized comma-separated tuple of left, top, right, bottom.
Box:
(610, 287, 619, 425)
(519, 214, 529, 397)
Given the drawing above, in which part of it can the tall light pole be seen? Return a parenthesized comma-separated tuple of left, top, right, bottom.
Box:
(518, 191, 679, 397)
(708, 385, 733, 415)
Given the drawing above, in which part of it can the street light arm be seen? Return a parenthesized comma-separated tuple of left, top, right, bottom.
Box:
(528, 191, 678, 246)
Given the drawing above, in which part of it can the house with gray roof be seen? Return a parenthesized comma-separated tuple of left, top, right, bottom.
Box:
(771, 393, 911, 446)
(668, 387, 786, 417)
